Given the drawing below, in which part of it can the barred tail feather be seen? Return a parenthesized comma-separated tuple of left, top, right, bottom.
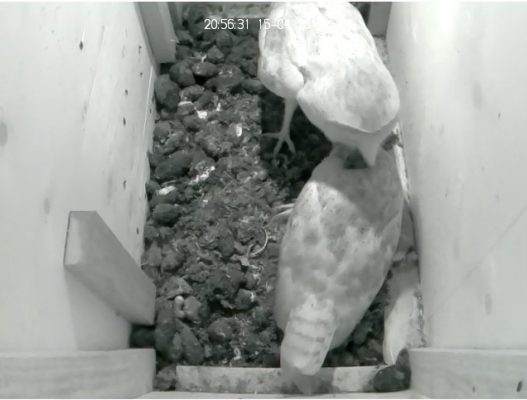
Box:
(280, 296, 337, 394)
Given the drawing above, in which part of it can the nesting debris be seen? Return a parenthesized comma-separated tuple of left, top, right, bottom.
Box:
(372, 349, 411, 392)
(154, 365, 178, 391)
(155, 75, 181, 111)
(133, 7, 397, 390)
(170, 62, 196, 88)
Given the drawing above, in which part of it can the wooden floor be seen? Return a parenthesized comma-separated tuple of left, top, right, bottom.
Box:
(140, 366, 426, 398)
(410, 348, 527, 398)
(0, 349, 155, 398)
(141, 390, 423, 399)
(170, 365, 380, 394)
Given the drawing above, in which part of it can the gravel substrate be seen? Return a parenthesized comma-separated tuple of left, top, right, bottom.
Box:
(130, 4, 391, 391)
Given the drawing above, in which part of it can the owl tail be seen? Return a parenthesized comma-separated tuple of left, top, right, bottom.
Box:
(280, 295, 337, 394)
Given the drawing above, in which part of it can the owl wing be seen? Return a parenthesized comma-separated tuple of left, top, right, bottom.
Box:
(285, 3, 400, 133)
(258, 3, 304, 98)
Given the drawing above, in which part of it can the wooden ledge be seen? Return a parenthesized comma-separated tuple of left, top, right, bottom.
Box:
(64, 211, 156, 325)
(142, 389, 421, 399)
(410, 348, 527, 398)
(172, 365, 379, 394)
(0, 349, 155, 398)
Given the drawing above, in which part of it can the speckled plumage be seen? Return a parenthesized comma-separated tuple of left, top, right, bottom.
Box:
(275, 147, 404, 394)
(258, 2, 400, 164)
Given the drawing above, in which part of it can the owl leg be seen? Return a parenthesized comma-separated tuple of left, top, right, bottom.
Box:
(262, 98, 297, 156)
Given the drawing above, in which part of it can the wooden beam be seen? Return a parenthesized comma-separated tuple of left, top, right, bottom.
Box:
(410, 348, 527, 398)
(138, 3, 176, 64)
(64, 211, 156, 325)
(0, 349, 155, 398)
(174, 365, 379, 394)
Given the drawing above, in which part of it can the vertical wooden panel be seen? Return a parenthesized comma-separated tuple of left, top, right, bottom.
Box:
(0, 3, 156, 351)
(139, 2, 177, 64)
(387, 2, 527, 349)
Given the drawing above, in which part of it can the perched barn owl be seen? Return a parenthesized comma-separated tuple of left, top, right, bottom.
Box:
(258, 2, 399, 165)
(274, 145, 404, 394)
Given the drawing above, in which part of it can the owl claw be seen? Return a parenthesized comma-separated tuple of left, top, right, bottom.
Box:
(263, 131, 296, 156)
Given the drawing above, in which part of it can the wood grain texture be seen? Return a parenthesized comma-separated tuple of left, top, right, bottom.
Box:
(174, 365, 378, 394)
(64, 211, 156, 325)
(0, 3, 156, 351)
(0, 349, 155, 398)
(410, 348, 527, 398)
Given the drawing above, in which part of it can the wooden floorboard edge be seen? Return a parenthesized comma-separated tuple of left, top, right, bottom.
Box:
(174, 365, 378, 394)
(0, 349, 155, 398)
(410, 347, 527, 398)
(141, 389, 423, 399)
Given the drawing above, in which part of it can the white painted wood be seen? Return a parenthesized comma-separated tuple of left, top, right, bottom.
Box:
(139, 2, 177, 64)
(174, 365, 378, 394)
(0, 349, 155, 398)
(0, 3, 156, 351)
(410, 348, 527, 398)
(64, 211, 156, 325)
(142, 390, 423, 399)
(387, 2, 527, 349)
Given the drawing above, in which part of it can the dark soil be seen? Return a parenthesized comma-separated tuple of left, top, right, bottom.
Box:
(131, 4, 388, 390)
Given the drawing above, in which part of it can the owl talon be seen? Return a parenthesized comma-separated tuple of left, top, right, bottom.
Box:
(263, 131, 296, 156)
